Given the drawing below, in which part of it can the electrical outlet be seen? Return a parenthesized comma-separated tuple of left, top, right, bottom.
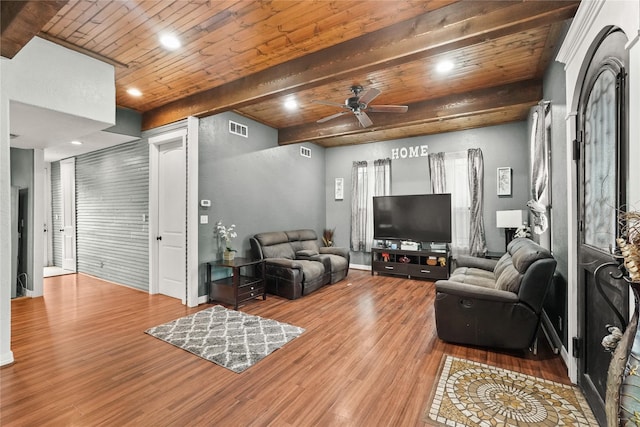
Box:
(200, 215, 209, 224)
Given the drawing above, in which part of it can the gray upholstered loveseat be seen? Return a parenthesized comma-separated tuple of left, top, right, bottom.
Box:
(434, 238, 556, 350)
(250, 229, 350, 300)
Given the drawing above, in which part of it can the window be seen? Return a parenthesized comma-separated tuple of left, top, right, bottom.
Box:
(444, 151, 470, 255)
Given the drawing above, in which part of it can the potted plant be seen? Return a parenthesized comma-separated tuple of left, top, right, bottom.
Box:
(604, 210, 640, 425)
(216, 221, 237, 261)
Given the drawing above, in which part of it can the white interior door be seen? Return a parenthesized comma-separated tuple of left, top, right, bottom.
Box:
(60, 158, 76, 272)
(157, 141, 185, 300)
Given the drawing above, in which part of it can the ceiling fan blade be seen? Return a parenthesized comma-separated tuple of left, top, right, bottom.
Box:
(354, 111, 373, 128)
(357, 88, 381, 105)
(366, 105, 408, 113)
(317, 111, 349, 123)
(312, 99, 348, 108)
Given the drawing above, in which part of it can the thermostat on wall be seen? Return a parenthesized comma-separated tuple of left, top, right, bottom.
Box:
(200, 199, 211, 207)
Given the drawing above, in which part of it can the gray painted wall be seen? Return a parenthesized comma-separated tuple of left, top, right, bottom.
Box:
(10, 148, 34, 291)
(75, 140, 149, 290)
(9, 148, 33, 189)
(198, 112, 326, 295)
(543, 57, 570, 348)
(44, 112, 535, 300)
(103, 107, 142, 139)
(325, 122, 530, 265)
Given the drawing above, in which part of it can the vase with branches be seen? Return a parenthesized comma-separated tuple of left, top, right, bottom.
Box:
(322, 228, 335, 247)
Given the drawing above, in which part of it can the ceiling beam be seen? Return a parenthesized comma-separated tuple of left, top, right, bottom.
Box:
(142, 0, 579, 130)
(278, 80, 542, 146)
(1, 0, 68, 59)
(315, 107, 535, 148)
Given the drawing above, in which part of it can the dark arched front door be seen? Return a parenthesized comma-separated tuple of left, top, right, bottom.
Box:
(576, 28, 628, 425)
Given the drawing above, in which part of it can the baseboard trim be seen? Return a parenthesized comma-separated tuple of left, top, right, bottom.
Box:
(349, 263, 371, 271)
(541, 310, 565, 359)
(0, 351, 15, 367)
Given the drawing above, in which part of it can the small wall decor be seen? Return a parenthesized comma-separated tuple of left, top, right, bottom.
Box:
(497, 167, 512, 196)
(334, 177, 344, 200)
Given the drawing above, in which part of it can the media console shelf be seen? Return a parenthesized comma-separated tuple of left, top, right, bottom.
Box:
(371, 245, 450, 280)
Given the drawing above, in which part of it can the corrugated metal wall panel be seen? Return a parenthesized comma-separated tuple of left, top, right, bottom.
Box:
(75, 140, 149, 290)
(51, 161, 62, 267)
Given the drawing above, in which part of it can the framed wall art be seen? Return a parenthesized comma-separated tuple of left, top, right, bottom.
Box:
(497, 167, 512, 196)
(334, 178, 344, 200)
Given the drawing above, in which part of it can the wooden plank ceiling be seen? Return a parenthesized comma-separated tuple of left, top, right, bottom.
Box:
(1, 0, 579, 147)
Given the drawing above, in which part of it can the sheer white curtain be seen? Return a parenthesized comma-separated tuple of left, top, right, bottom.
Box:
(351, 159, 391, 252)
(365, 159, 391, 251)
(444, 151, 470, 256)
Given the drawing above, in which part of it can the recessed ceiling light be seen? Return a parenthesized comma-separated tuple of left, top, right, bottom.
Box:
(436, 60, 455, 73)
(284, 99, 298, 110)
(70, 140, 83, 145)
(160, 34, 181, 50)
(127, 88, 142, 97)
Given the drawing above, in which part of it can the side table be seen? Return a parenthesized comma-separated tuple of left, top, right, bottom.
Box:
(206, 257, 266, 309)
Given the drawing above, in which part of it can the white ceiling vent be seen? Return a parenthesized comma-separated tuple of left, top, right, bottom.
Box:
(229, 120, 248, 137)
(300, 146, 311, 158)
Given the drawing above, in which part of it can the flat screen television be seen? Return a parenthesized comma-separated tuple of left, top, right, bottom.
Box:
(373, 193, 452, 243)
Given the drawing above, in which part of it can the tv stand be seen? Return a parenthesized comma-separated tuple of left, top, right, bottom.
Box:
(371, 244, 450, 280)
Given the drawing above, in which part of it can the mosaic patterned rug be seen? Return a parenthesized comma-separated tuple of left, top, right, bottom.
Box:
(145, 305, 305, 373)
(424, 355, 597, 426)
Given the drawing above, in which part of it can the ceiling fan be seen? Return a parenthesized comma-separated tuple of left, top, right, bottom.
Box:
(313, 85, 408, 128)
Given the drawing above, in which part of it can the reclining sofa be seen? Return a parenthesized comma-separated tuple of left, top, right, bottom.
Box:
(434, 238, 556, 351)
(250, 229, 350, 300)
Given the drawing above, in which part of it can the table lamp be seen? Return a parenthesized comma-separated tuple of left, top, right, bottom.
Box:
(496, 210, 528, 251)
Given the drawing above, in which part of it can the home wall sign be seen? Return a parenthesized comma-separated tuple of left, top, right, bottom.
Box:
(391, 144, 428, 160)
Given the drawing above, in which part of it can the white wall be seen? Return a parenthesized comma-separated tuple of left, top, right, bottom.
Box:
(1, 58, 14, 366)
(556, 0, 640, 382)
(6, 37, 115, 123)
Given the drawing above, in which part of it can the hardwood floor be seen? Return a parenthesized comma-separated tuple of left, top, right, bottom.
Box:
(1, 270, 569, 426)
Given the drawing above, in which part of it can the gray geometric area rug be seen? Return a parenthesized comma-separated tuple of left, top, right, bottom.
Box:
(145, 305, 305, 373)
(424, 355, 598, 426)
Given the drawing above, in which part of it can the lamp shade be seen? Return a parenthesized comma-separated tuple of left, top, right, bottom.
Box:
(496, 210, 527, 228)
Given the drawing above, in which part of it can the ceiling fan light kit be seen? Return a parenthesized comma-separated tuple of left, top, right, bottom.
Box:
(313, 85, 408, 128)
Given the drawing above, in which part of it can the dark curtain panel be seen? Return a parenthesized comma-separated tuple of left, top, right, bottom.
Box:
(528, 102, 550, 235)
(350, 161, 368, 251)
(468, 148, 487, 256)
(428, 152, 446, 194)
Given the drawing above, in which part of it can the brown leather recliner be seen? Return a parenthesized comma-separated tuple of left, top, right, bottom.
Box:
(434, 238, 556, 350)
(250, 229, 350, 300)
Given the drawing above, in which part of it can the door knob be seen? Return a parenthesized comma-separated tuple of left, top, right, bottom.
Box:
(59, 229, 64, 232)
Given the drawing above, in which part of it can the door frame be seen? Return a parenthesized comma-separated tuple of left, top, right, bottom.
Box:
(60, 157, 76, 272)
(43, 163, 52, 267)
(557, 1, 640, 384)
(148, 118, 199, 307)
